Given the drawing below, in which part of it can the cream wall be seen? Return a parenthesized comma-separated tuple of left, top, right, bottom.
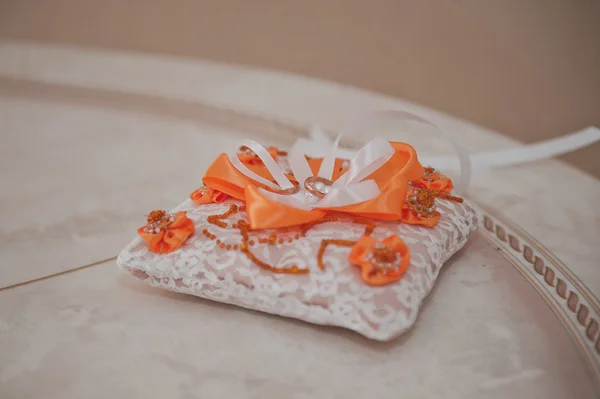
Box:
(1, 0, 599, 176)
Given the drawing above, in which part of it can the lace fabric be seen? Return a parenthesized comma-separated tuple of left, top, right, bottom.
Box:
(117, 198, 479, 341)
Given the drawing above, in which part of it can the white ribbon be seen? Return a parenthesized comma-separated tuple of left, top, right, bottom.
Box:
(228, 135, 395, 211)
(305, 113, 600, 193)
(419, 125, 600, 170)
(300, 110, 472, 194)
(228, 110, 600, 207)
(227, 109, 472, 209)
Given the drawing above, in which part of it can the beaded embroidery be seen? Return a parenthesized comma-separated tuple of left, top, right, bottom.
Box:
(138, 146, 464, 283)
(185, 163, 462, 285)
(143, 210, 174, 234)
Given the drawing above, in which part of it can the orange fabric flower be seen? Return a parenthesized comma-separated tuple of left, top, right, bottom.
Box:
(400, 187, 463, 227)
(138, 211, 195, 253)
(411, 168, 453, 193)
(400, 188, 441, 227)
(399, 206, 440, 227)
(190, 187, 228, 204)
(348, 234, 411, 286)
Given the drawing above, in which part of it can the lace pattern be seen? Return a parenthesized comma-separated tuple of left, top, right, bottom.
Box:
(117, 198, 479, 340)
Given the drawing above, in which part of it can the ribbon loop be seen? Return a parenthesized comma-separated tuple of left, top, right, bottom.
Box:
(310, 110, 472, 194)
(228, 140, 294, 190)
(333, 138, 395, 187)
(287, 140, 314, 195)
(317, 133, 341, 180)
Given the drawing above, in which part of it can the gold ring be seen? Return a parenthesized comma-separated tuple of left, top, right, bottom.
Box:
(304, 176, 334, 198)
(261, 184, 301, 195)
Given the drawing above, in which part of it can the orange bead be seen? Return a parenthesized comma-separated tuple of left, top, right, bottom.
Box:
(240, 243, 248, 252)
(278, 238, 284, 244)
(147, 210, 166, 224)
(249, 240, 255, 246)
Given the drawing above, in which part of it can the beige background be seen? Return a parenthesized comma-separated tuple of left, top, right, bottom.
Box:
(1, 0, 599, 176)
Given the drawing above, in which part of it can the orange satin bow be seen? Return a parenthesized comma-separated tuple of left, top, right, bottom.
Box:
(202, 142, 440, 230)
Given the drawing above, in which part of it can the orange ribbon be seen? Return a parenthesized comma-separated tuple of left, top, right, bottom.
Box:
(202, 142, 440, 230)
(190, 186, 228, 204)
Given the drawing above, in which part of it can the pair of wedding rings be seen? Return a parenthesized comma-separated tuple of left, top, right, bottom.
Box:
(265, 176, 333, 198)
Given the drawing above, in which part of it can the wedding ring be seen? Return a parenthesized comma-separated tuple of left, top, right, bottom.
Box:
(304, 176, 334, 198)
(261, 184, 301, 195)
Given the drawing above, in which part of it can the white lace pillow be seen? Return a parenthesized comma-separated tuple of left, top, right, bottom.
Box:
(117, 197, 478, 341)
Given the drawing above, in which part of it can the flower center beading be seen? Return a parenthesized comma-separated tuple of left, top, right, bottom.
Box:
(367, 244, 401, 270)
(144, 210, 175, 234)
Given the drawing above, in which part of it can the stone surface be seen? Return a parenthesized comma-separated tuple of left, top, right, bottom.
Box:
(0, 236, 595, 398)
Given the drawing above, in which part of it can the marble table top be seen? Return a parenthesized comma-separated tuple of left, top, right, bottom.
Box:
(0, 40, 598, 398)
